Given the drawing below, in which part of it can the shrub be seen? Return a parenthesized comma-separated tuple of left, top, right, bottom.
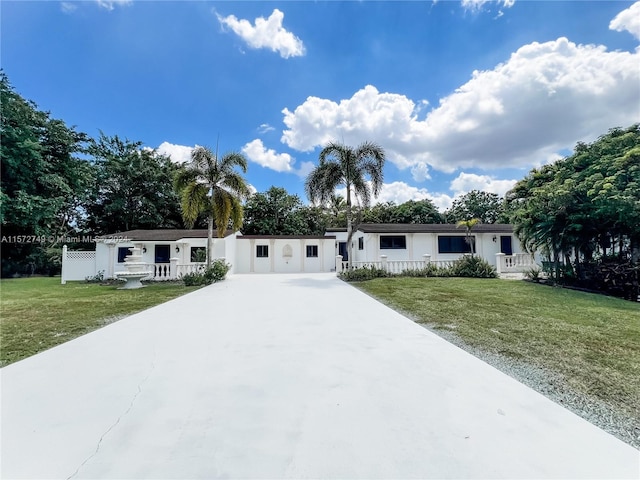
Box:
(524, 266, 543, 282)
(182, 260, 230, 286)
(450, 255, 497, 278)
(340, 265, 390, 282)
(85, 270, 105, 283)
(401, 264, 452, 278)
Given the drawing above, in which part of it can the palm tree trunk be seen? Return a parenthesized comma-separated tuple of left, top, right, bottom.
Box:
(207, 215, 213, 267)
(346, 183, 353, 269)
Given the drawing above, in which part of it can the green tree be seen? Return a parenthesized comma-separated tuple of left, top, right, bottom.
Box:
(305, 141, 386, 264)
(86, 132, 184, 234)
(390, 199, 444, 223)
(175, 146, 250, 266)
(445, 190, 504, 224)
(0, 72, 92, 276)
(242, 186, 307, 235)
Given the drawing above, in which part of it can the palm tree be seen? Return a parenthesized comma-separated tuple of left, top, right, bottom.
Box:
(456, 218, 480, 256)
(305, 141, 386, 266)
(175, 146, 250, 266)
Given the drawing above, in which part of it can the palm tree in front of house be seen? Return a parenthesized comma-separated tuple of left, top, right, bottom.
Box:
(456, 218, 481, 256)
(175, 146, 250, 266)
(305, 141, 386, 267)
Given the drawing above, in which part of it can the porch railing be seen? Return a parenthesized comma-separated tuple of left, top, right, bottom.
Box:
(495, 253, 536, 274)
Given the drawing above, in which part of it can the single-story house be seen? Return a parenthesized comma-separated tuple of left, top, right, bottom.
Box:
(60, 224, 536, 283)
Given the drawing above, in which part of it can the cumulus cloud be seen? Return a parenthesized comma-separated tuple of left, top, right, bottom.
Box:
(96, 0, 132, 10)
(609, 1, 640, 40)
(156, 142, 193, 164)
(216, 9, 305, 58)
(335, 181, 454, 211)
(242, 139, 295, 172)
(449, 172, 517, 197)
(281, 37, 639, 174)
(411, 162, 431, 182)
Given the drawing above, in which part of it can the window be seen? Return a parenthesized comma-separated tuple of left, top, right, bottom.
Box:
(190, 247, 207, 262)
(438, 236, 474, 254)
(117, 247, 130, 263)
(154, 245, 171, 263)
(306, 245, 318, 257)
(380, 235, 406, 249)
(256, 245, 269, 258)
(358, 237, 364, 250)
(500, 236, 513, 255)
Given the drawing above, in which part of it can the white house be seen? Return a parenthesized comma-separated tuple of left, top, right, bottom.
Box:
(60, 224, 535, 283)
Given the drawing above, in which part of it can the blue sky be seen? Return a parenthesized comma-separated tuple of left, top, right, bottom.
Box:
(2, 0, 639, 211)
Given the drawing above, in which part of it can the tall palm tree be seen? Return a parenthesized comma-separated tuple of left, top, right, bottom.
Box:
(305, 141, 386, 266)
(174, 146, 250, 266)
(456, 218, 480, 256)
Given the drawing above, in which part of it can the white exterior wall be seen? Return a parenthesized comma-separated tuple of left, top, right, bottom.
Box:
(235, 238, 335, 274)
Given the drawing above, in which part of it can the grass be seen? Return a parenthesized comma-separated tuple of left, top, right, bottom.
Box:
(0, 277, 201, 367)
(356, 277, 640, 422)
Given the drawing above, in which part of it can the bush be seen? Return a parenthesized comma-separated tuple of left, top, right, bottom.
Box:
(524, 266, 543, 282)
(85, 270, 105, 283)
(340, 265, 390, 282)
(182, 260, 230, 286)
(401, 264, 452, 278)
(450, 255, 497, 278)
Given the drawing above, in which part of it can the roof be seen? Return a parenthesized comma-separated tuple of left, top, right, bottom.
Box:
(96, 229, 234, 242)
(239, 235, 336, 240)
(357, 223, 514, 234)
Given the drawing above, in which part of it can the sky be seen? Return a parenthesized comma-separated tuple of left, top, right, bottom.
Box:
(2, 0, 639, 211)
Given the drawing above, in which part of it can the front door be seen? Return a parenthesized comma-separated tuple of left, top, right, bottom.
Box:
(155, 244, 171, 263)
(338, 242, 348, 261)
(500, 236, 513, 255)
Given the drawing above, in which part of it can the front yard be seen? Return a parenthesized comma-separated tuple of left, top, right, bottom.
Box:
(0, 277, 200, 367)
(356, 277, 640, 447)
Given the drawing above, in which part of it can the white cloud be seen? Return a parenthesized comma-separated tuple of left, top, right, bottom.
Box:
(216, 9, 305, 58)
(335, 181, 454, 211)
(411, 162, 431, 182)
(258, 123, 275, 134)
(281, 37, 639, 175)
(449, 173, 517, 197)
(461, 0, 514, 13)
(157, 142, 193, 164)
(609, 1, 640, 40)
(242, 139, 294, 173)
(96, 0, 132, 11)
(61, 2, 77, 13)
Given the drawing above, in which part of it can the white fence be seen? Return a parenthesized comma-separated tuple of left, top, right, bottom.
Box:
(336, 253, 536, 277)
(61, 246, 96, 284)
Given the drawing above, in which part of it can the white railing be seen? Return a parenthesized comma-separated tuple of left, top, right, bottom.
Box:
(176, 263, 207, 278)
(151, 263, 172, 280)
(337, 255, 435, 275)
(496, 253, 536, 274)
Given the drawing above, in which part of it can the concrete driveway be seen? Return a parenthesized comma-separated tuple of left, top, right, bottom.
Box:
(2, 273, 638, 479)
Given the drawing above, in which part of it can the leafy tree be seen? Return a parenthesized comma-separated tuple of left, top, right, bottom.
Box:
(390, 199, 444, 223)
(0, 72, 92, 276)
(305, 141, 386, 264)
(242, 186, 307, 235)
(175, 146, 250, 266)
(445, 190, 504, 224)
(86, 132, 184, 234)
(361, 201, 396, 223)
(327, 194, 346, 227)
(506, 124, 640, 294)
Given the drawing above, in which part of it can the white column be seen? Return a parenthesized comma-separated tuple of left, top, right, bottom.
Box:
(423, 253, 431, 267)
(381, 254, 388, 272)
(170, 257, 179, 280)
(107, 243, 116, 279)
(61, 245, 68, 284)
(496, 253, 505, 274)
(336, 255, 343, 275)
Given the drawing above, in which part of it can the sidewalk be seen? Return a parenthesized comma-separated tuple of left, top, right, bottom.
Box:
(2, 273, 638, 478)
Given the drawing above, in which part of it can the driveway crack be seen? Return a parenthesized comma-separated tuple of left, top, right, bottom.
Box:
(66, 357, 156, 480)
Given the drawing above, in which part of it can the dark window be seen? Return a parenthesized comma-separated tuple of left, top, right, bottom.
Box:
(380, 235, 406, 249)
(190, 247, 207, 262)
(306, 245, 318, 257)
(256, 245, 269, 258)
(500, 236, 513, 255)
(438, 236, 474, 254)
(155, 244, 171, 263)
(117, 247, 130, 263)
(358, 237, 364, 250)
(338, 242, 348, 261)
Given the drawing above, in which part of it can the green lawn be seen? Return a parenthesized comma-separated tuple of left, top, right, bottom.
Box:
(0, 277, 201, 367)
(356, 277, 640, 422)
